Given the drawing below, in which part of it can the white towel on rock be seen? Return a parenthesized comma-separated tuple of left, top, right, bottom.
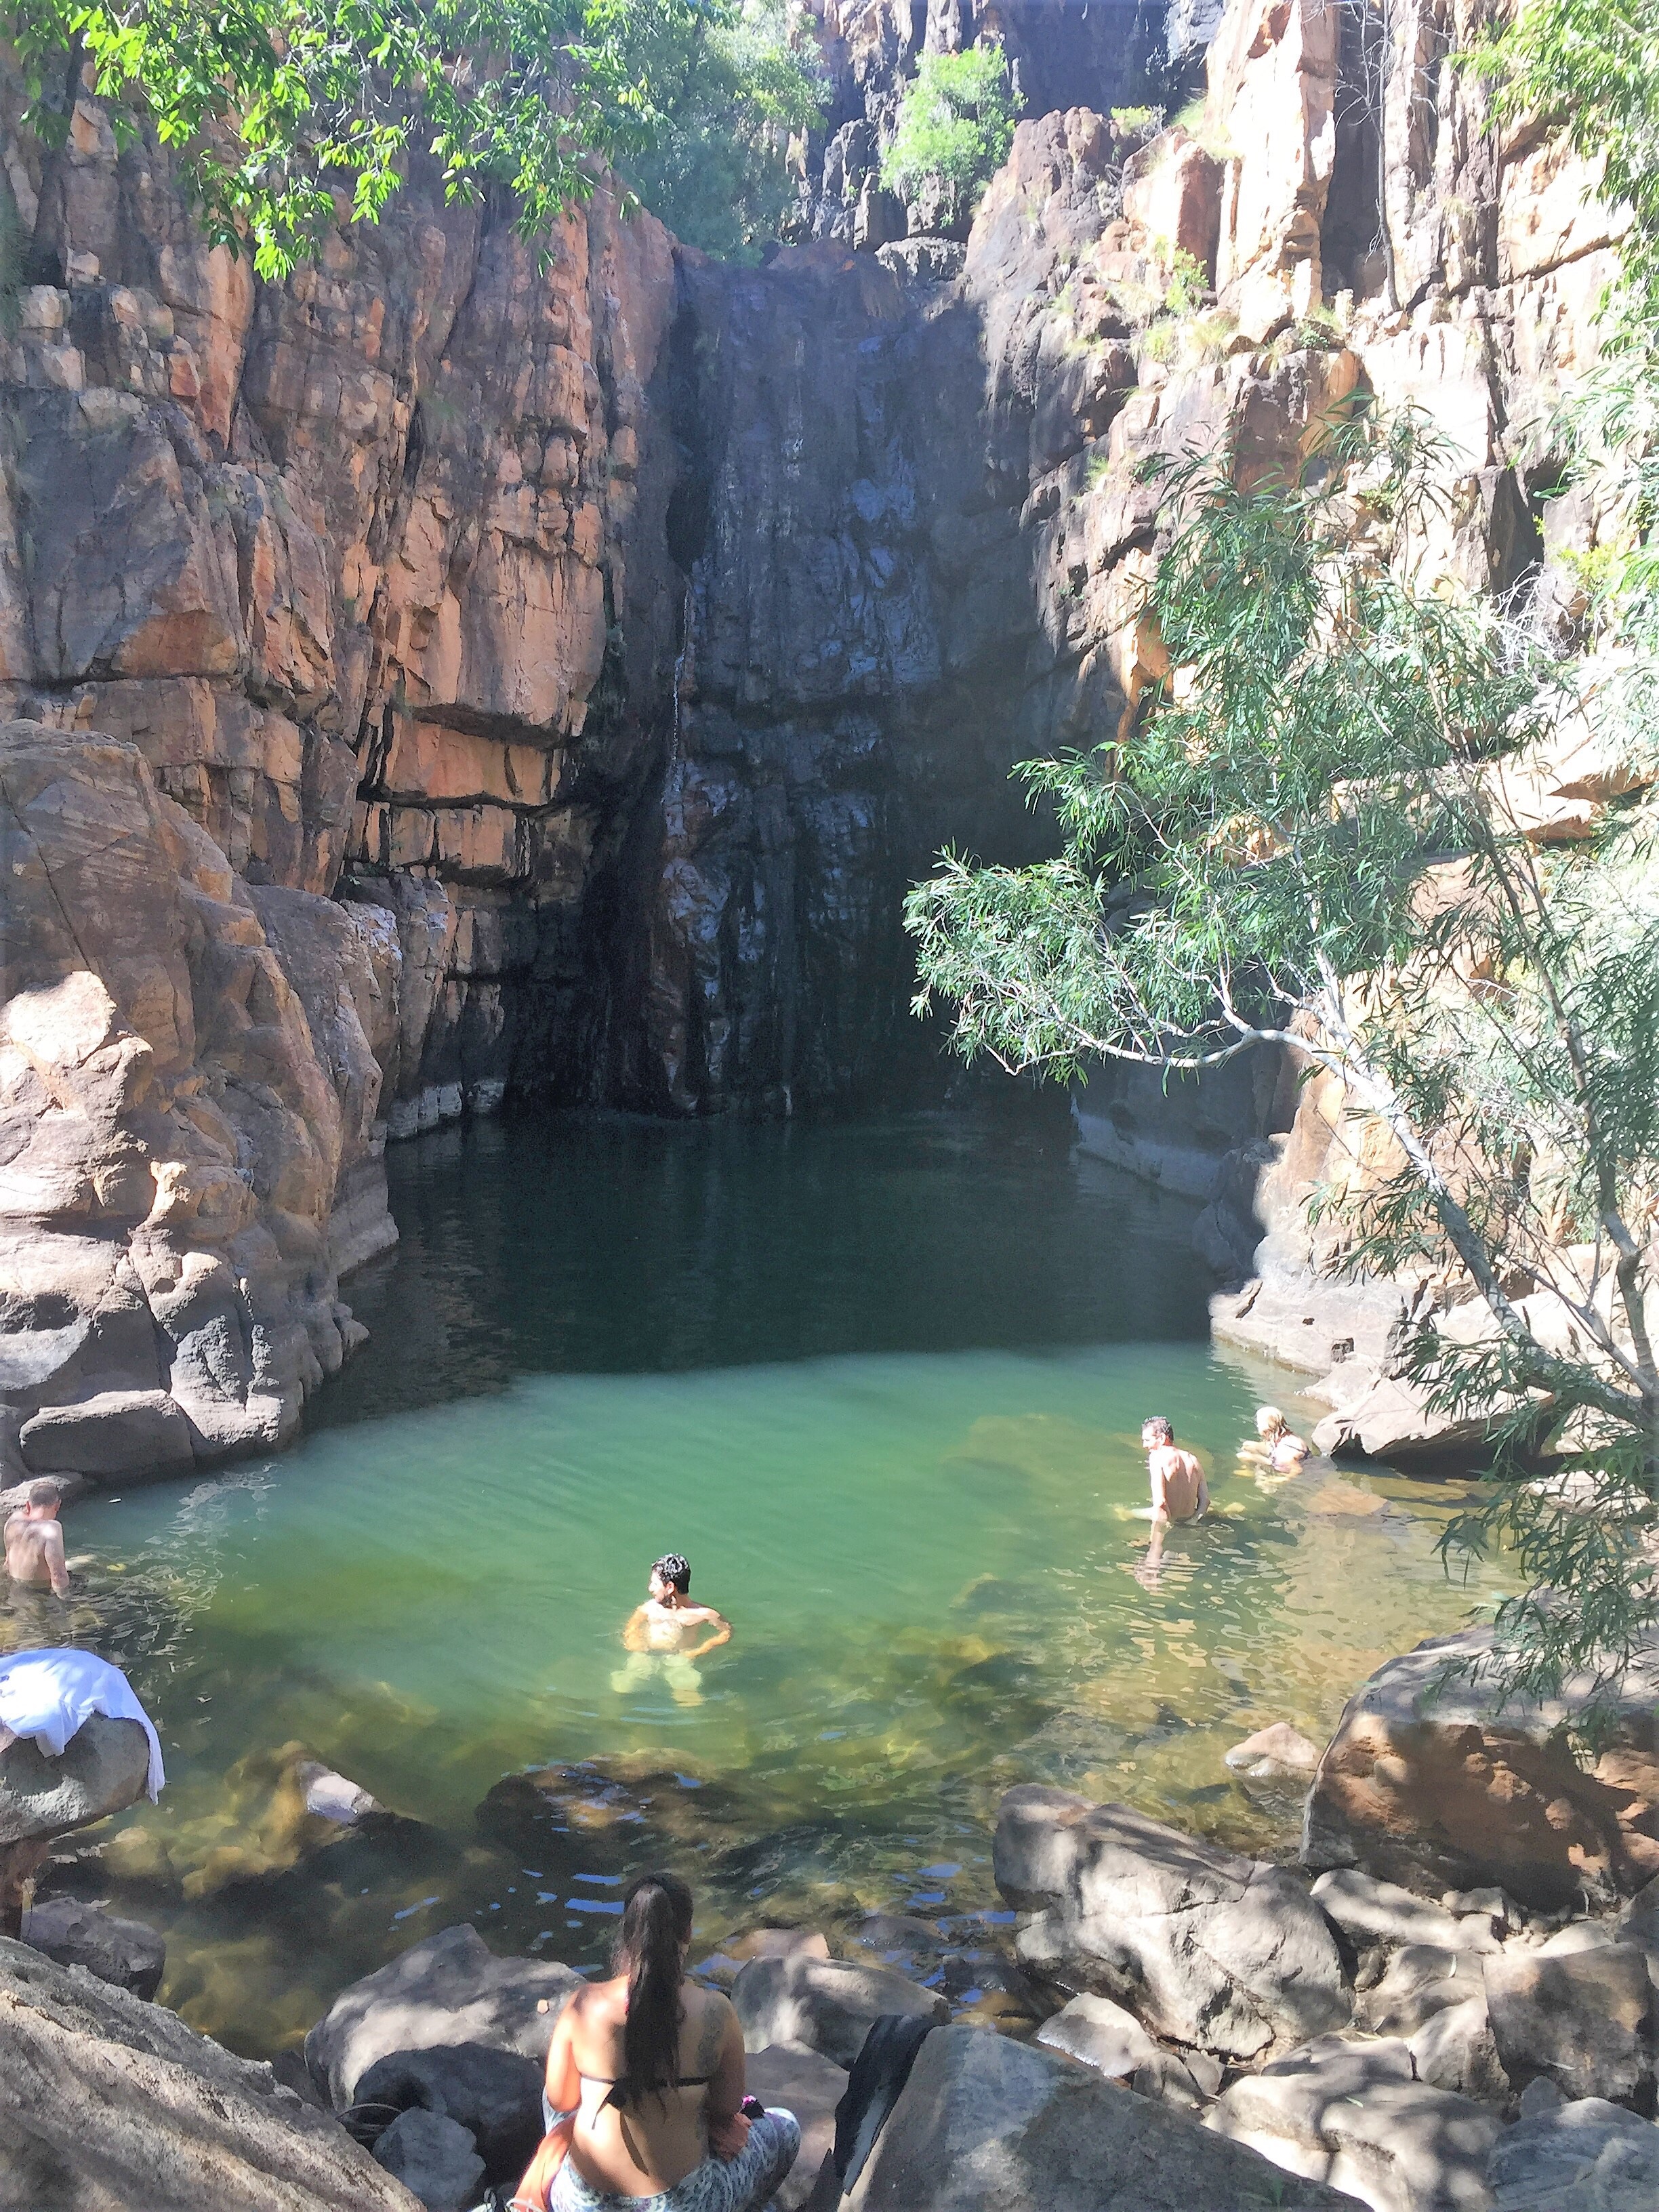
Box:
(0, 1647, 165, 1800)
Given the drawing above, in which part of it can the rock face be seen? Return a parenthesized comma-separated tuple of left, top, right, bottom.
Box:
(1481, 1946, 1656, 2110)
(996, 1786, 1351, 2060)
(840, 2020, 1363, 2209)
(304, 1923, 581, 2109)
(0, 1934, 420, 2211)
(1, 722, 392, 1479)
(0, 1715, 152, 1848)
(1303, 1629, 1659, 1910)
(1, 0, 1631, 1456)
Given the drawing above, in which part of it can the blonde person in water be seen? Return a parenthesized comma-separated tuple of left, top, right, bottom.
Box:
(611, 1555, 732, 1708)
(1242, 1406, 1310, 1477)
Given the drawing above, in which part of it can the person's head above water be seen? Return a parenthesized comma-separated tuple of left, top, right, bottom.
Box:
(1256, 1406, 1289, 1439)
(1141, 1417, 1174, 1449)
(20, 1479, 60, 1519)
(613, 1869, 695, 2096)
(650, 1553, 691, 1601)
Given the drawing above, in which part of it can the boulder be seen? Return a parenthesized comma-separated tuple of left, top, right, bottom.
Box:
(352, 2043, 541, 2181)
(842, 2020, 1363, 2209)
(996, 1786, 1350, 2060)
(1206, 2034, 1504, 2212)
(745, 2043, 847, 2212)
(1313, 1871, 1499, 1957)
(1486, 2095, 1659, 2211)
(731, 1952, 946, 2069)
(371, 2109, 485, 2212)
(1408, 1998, 1511, 2104)
(21, 1896, 165, 1999)
(1036, 1992, 1159, 2079)
(1482, 1944, 1655, 2108)
(1357, 1947, 1488, 2036)
(1303, 1629, 1659, 1909)
(0, 1715, 153, 1846)
(0, 1935, 419, 2209)
(305, 1925, 581, 2108)
(729, 1927, 832, 1965)
(19, 1389, 196, 1478)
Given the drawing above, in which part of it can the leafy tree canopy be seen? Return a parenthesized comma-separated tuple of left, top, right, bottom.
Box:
(880, 42, 1017, 231)
(617, 0, 823, 261)
(11, 0, 821, 276)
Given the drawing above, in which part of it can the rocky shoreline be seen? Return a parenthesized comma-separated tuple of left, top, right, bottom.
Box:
(4, 1626, 1656, 2210)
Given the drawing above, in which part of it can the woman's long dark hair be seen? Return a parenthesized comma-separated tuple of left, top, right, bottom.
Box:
(616, 1871, 693, 2100)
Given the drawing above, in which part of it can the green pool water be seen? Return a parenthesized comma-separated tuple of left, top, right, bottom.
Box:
(14, 1111, 1510, 2055)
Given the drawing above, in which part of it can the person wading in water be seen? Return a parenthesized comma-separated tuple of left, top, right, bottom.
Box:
(523, 1871, 799, 2212)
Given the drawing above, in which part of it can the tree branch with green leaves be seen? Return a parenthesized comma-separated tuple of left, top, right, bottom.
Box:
(906, 407, 1659, 1704)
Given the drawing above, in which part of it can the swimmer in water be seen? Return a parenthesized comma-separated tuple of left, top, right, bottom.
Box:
(1246, 1406, 1310, 1474)
(611, 1555, 732, 1708)
(4, 1481, 70, 1597)
(1141, 1418, 1209, 1524)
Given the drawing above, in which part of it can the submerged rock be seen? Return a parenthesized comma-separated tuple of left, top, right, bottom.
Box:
(731, 1952, 947, 2069)
(21, 1896, 165, 2001)
(1303, 1629, 1659, 1910)
(0, 1935, 418, 2210)
(842, 2021, 1362, 2209)
(1206, 2034, 1503, 2212)
(996, 1786, 1350, 2061)
(306, 1924, 581, 2108)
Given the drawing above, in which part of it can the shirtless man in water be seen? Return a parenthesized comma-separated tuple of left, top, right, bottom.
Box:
(4, 1481, 70, 1597)
(1141, 1418, 1209, 1524)
(612, 1555, 732, 1707)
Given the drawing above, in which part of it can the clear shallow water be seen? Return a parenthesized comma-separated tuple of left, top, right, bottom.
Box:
(11, 1113, 1510, 2054)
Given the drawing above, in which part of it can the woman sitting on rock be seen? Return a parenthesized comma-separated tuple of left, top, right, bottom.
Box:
(519, 1870, 799, 2212)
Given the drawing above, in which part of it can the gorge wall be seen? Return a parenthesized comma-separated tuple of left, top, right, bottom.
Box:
(0, 0, 1628, 1480)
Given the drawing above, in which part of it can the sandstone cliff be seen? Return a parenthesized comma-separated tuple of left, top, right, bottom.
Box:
(0, 0, 1631, 1477)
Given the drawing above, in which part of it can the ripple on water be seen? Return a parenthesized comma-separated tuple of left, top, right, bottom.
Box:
(17, 1114, 1510, 2053)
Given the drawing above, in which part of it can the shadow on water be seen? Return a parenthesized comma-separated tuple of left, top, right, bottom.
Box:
(20, 1110, 1509, 2055)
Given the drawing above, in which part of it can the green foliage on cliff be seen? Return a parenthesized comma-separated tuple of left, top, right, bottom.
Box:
(9, 0, 820, 276)
(907, 409, 1659, 1707)
(617, 0, 824, 260)
(880, 43, 1017, 232)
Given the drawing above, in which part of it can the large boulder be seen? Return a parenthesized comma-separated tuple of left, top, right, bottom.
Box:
(1481, 1945, 1655, 2108)
(305, 1925, 581, 2108)
(730, 1953, 947, 2069)
(0, 1935, 419, 2210)
(841, 2020, 1363, 2209)
(745, 2043, 848, 2212)
(352, 2043, 541, 2181)
(996, 1786, 1350, 2060)
(1303, 1630, 1659, 1910)
(21, 1896, 165, 2000)
(1486, 2095, 1659, 2211)
(0, 1715, 152, 1846)
(1206, 2034, 1504, 2212)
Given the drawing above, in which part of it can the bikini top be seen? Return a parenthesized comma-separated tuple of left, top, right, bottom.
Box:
(581, 2070, 714, 2112)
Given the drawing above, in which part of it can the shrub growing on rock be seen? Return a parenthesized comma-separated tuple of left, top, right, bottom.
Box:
(880, 45, 1017, 234)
